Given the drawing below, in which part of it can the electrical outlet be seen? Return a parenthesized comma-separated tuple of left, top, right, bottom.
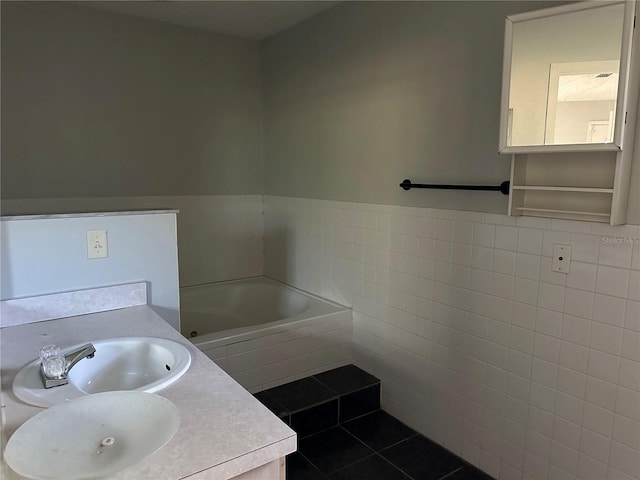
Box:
(552, 243, 571, 273)
(87, 230, 108, 259)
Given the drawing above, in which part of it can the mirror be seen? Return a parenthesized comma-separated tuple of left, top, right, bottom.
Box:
(499, 1, 636, 152)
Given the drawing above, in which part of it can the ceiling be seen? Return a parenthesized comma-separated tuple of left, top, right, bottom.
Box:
(80, 1, 340, 40)
(557, 73, 619, 102)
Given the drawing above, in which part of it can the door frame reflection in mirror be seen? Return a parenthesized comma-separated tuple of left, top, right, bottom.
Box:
(545, 60, 620, 145)
(499, 0, 637, 153)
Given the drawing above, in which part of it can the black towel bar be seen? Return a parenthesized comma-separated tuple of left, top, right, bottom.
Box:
(399, 179, 510, 195)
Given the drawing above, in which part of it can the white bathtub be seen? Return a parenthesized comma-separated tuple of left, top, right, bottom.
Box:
(180, 277, 352, 392)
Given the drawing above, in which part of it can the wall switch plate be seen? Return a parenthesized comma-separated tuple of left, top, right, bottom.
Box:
(552, 243, 571, 273)
(87, 230, 108, 259)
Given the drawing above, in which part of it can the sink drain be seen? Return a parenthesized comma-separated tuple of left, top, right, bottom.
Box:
(190, 331, 198, 338)
(96, 436, 115, 455)
(100, 437, 115, 447)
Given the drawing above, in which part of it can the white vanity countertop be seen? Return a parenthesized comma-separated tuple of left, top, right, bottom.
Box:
(0, 306, 296, 480)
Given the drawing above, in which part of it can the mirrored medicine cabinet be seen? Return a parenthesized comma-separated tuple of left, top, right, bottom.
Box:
(499, 0, 639, 225)
(499, 1, 636, 153)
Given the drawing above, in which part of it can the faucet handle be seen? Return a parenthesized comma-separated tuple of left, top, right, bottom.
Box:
(39, 345, 60, 362)
(40, 345, 67, 381)
(42, 356, 66, 379)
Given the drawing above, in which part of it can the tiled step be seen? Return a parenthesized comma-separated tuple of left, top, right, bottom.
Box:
(254, 365, 380, 436)
(254, 365, 496, 480)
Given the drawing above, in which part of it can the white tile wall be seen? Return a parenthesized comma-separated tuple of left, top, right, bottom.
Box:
(264, 195, 640, 480)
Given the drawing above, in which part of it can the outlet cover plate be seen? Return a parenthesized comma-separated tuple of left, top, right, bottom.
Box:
(552, 243, 571, 273)
(87, 230, 108, 259)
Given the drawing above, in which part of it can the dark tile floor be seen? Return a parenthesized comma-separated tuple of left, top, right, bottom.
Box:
(255, 365, 494, 480)
(290, 411, 494, 480)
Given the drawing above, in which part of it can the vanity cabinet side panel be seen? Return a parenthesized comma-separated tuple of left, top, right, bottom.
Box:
(180, 459, 283, 480)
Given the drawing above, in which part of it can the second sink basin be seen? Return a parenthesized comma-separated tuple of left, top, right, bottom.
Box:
(5, 391, 180, 479)
(68, 337, 191, 394)
(13, 337, 192, 408)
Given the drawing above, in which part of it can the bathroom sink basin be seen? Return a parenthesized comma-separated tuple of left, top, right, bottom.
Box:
(4, 391, 180, 479)
(13, 337, 192, 408)
(67, 337, 191, 394)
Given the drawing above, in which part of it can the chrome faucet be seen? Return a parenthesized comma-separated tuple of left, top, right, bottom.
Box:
(40, 343, 96, 389)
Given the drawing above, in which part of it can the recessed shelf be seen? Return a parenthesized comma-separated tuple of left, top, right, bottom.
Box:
(511, 185, 614, 193)
(514, 207, 611, 217)
(500, 143, 622, 155)
(506, 149, 633, 225)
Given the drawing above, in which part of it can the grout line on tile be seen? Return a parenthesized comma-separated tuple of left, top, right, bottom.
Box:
(340, 408, 383, 425)
(323, 452, 378, 478)
(376, 432, 420, 453)
(286, 395, 340, 416)
(312, 376, 381, 396)
(295, 451, 331, 479)
(437, 466, 466, 480)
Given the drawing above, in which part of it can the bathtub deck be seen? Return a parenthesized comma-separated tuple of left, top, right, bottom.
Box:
(254, 365, 495, 480)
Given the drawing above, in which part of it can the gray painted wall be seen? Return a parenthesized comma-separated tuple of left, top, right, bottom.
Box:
(261, 0, 640, 217)
(1, 212, 181, 329)
(1, 2, 263, 199)
(2, 1, 638, 222)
